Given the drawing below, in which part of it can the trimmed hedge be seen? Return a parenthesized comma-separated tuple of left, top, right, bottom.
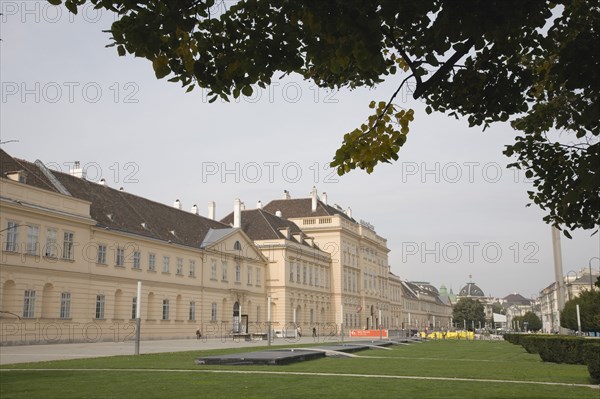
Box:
(504, 334, 600, 383)
(583, 342, 600, 384)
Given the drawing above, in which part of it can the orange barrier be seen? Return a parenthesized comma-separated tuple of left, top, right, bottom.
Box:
(349, 329, 389, 338)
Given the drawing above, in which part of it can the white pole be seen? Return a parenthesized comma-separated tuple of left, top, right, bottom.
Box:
(379, 309, 382, 340)
(576, 304, 582, 335)
(267, 296, 271, 346)
(135, 281, 142, 355)
(340, 304, 344, 341)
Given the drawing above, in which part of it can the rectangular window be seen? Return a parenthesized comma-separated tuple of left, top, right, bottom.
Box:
(162, 256, 170, 273)
(45, 228, 57, 257)
(210, 259, 217, 280)
(116, 247, 125, 267)
(133, 251, 141, 269)
(95, 295, 105, 319)
(131, 297, 137, 319)
(26, 225, 39, 255)
(60, 292, 71, 319)
(148, 253, 156, 271)
(162, 299, 169, 320)
(221, 261, 228, 281)
(315, 267, 319, 287)
(303, 265, 307, 285)
(309, 266, 313, 286)
(5, 221, 19, 252)
(189, 301, 196, 321)
(296, 264, 301, 283)
(23, 289, 35, 318)
(189, 260, 196, 277)
(97, 245, 107, 264)
(256, 268, 261, 286)
(211, 303, 217, 321)
(289, 262, 294, 282)
(176, 258, 183, 275)
(63, 232, 74, 260)
(247, 265, 253, 285)
(235, 263, 241, 283)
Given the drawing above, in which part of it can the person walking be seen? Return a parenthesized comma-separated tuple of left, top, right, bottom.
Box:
(196, 329, 202, 340)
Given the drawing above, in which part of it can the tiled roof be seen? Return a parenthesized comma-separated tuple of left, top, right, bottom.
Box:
(2, 150, 230, 249)
(0, 149, 60, 193)
(502, 293, 531, 306)
(221, 209, 315, 248)
(263, 198, 356, 222)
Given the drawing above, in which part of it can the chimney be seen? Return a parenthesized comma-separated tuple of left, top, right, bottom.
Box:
(119, 187, 124, 191)
(70, 161, 86, 179)
(191, 204, 198, 215)
(233, 198, 241, 228)
(174, 199, 181, 209)
(311, 186, 318, 212)
(241, 202, 246, 211)
(283, 190, 291, 200)
(257, 200, 262, 209)
(98, 178, 106, 186)
(208, 201, 216, 220)
(275, 210, 282, 218)
(346, 207, 352, 218)
(322, 192, 328, 205)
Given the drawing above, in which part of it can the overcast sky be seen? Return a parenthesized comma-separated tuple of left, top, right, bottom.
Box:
(1, 3, 598, 299)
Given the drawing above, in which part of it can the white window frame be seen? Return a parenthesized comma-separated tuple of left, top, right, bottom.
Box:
(26, 225, 39, 255)
(95, 295, 105, 319)
(148, 253, 156, 271)
(5, 221, 19, 252)
(63, 231, 74, 260)
(45, 228, 57, 258)
(23, 289, 36, 318)
(60, 292, 71, 319)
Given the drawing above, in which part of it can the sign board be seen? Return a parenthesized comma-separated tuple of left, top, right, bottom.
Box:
(349, 329, 388, 338)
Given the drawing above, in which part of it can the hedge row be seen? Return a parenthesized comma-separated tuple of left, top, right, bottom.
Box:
(504, 333, 600, 383)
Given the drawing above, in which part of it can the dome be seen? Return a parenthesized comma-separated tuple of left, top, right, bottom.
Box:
(458, 282, 485, 297)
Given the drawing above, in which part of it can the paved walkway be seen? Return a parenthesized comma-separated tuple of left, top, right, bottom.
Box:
(0, 336, 348, 365)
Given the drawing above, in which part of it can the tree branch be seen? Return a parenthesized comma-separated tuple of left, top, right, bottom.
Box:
(413, 38, 475, 99)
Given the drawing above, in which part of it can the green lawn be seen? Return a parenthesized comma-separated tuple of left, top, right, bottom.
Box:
(1, 340, 598, 398)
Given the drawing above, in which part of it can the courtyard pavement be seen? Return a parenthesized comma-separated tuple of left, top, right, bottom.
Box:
(0, 335, 352, 365)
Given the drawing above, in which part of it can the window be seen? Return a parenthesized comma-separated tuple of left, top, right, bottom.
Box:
(256, 306, 261, 322)
(97, 245, 107, 264)
(315, 267, 319, 287)
(23, 290, 35, 318)
(303, 265, 307, 285)
(116, 247, 125, 267)
(189, 301, 196, 321)
(233, 241, 242, 251)
(289, 262, 294, 282)
(63, 232, 74, 260)
(247, 265, 253, 285)
(95, 295, 105, 319)
(162, 256, 170, 273)
(221, 261, 228, 281)
(131, 297, 137, 319)
(60, 292, 71, 319)
(211, 303, 217, 321)
(210, 259, 217, 280)
(148, 253, 156, 271)
(133, 251, 141, 269)
(256, 268, 261, 286)
(176, 258, 183, 275)
(5, 221, 19, 252)
(235, 263, 241, 283)
(162, 299, 169, 320)
(26, 225, 39, 255)
(309, 266, 313, 286)
(189, 260, 196, 277)
(45, 228, 57, 257)
(296, 264, 301, 283)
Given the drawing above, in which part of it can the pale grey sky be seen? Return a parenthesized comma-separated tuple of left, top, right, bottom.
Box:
(1, 2, 598, 298)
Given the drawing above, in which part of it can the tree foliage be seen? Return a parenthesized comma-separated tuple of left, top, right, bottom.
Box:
(512, 311, 542, 331)
(452, 298, 486, 331)
(50, 0, 599, 234)
(560, 290, 600, 332)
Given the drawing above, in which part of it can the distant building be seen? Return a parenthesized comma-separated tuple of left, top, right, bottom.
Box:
(456, 278, 495, 327)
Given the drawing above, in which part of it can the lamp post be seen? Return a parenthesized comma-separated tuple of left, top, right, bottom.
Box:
(566, 270, 577, 301)
(589, 257, 600, 291)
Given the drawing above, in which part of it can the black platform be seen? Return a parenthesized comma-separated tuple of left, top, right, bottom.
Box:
(195, 340, 396, 366)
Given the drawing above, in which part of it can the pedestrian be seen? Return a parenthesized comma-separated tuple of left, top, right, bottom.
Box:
(296, 326, 302, 338)
(196, 329, 202, 340)
(312, 327, 317, 338)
